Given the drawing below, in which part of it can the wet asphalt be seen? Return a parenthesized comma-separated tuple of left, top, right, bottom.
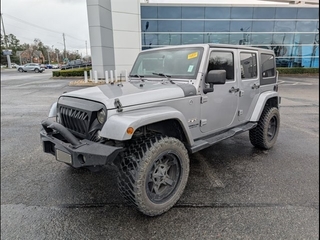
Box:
(1, 69, 319, 239)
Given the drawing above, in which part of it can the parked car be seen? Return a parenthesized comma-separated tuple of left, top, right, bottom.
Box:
(40, 64, 47, 69)
(17, 63, 45, 73)
(52, 64, 59, 69)
(46, 64, 53, 69)
(11, 63, 18, 68)
(60, 60, 92, 70)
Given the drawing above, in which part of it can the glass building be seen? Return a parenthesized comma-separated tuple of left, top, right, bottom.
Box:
(141, 4, 319, 68)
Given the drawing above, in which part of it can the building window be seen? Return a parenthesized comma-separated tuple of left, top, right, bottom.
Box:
(205, 7, 230, 19)
(207, 34, 229, 44)
(205, 21, 230, 32)
(274, 21, 296, 32)
(158, 7, 181, 19)
(253, 7, 276, 19)
(230, 21, 252, 33)
(296, 21, 318, 32)
(141, 6, 157, 19)
(182, 34, 204, 44)
(141, 20, 157, 32)
(182, 7, 204, 19)
(240, 53, 257, 79)
(158, 20, 181, 32)
(158, 34, 181, 45)
(275, 7, 298, 19)
(207, 51, 234, 80)
(252, 21, 275, 32)
(251, 33, 272, 45)
(231, 7, 253, 19)
(297, 8, 319, 19)
(182, 20, 204, 32)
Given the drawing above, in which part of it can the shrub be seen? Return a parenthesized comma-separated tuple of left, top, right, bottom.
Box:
(52, 67, 92, 77)
(277, 67, 319, 75)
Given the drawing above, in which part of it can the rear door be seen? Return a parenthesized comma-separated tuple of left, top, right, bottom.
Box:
(237, 50, 260, 122)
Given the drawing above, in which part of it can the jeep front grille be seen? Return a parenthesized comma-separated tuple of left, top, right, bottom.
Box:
(59, 106, 89, 136)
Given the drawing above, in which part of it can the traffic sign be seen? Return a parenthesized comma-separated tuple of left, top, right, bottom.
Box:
(2, 49, 12, 55)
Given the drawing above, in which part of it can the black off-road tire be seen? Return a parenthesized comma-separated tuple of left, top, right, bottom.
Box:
(249, 107, 280, 149)
(117, 135, 190, 216)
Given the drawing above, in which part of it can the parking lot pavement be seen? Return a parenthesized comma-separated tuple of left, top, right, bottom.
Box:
(1, 72, 319, 239)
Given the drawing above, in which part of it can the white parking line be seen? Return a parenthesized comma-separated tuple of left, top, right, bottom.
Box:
(279, 80, 313, 86)
(281, 122, 319, 138)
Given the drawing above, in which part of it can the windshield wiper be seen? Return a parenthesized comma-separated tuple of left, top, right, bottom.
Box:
(129, 74, 145, 81)
(152, 72, 176, 84)
(129, 74, 144, 78)
(152, 72, 172, 78)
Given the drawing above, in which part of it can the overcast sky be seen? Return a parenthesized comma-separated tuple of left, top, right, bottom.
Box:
(1, 0, 90, 56)
(1, 0, 293, 56)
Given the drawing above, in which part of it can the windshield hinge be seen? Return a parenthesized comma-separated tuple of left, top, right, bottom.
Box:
(201, 96, 208, 104)
(114, 98, 123, 112)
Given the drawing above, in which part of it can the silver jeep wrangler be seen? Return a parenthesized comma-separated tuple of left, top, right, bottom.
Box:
(41, 44, 281, 216)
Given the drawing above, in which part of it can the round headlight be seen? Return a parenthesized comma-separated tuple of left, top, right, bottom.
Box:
(97, 109, 106, 124)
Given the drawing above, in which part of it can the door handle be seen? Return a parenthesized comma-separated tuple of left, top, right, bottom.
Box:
(229, 87, 240, 93)
(252, 83, 260, 89)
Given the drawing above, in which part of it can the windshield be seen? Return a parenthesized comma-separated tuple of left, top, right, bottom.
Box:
(130, 47, 204, 79)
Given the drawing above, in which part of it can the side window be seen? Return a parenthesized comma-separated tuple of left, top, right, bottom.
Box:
(207, 51, 234, 80)
(261, 53, 275, 78)
(240, 52, 257, 79)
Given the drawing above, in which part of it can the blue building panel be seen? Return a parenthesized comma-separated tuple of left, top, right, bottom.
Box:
(141, 5, 319, 68)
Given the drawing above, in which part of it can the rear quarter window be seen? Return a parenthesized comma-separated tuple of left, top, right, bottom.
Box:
(261, 53, 275, 78)
(260, 53, 276, 85)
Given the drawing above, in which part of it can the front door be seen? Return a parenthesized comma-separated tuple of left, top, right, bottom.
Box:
(200, 49, 239, 134)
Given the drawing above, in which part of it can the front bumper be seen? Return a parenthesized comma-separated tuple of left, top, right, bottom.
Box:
(40, 119, 123, 168)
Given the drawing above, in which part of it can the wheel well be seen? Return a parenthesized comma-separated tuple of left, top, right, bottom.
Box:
(133, 119, 189, 146)
(265, 97, 279, 109)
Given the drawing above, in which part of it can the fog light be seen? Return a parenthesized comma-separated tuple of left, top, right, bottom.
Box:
(56, 112, 61, 123)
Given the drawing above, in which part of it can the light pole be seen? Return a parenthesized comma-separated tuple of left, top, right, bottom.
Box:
(47, 50, 50, 65)
(18, 51, 22, 65)
(240, 27, 250, 45)
(1, 13, 12, 68)
(310, 28, 319, 67)
(143, 21, 149, 46)
(207, 33, 212, 43)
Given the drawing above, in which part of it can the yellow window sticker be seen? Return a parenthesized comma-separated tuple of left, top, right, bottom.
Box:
(188, 52, 198, 60)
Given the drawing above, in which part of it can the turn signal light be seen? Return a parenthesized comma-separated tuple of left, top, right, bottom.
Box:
(126, 127, 134, 135)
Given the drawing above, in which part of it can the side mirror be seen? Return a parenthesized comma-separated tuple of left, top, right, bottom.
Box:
(204, 70, 226, 93)
(206, 70, 226, 84)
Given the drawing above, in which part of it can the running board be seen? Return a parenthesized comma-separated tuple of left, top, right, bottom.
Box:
(190, 122, 257, 153)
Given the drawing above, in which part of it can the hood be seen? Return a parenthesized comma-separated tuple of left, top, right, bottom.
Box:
(62, 81, 197, 109)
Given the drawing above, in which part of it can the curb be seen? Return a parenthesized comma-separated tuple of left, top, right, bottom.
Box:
(68, 79, 106, 87)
